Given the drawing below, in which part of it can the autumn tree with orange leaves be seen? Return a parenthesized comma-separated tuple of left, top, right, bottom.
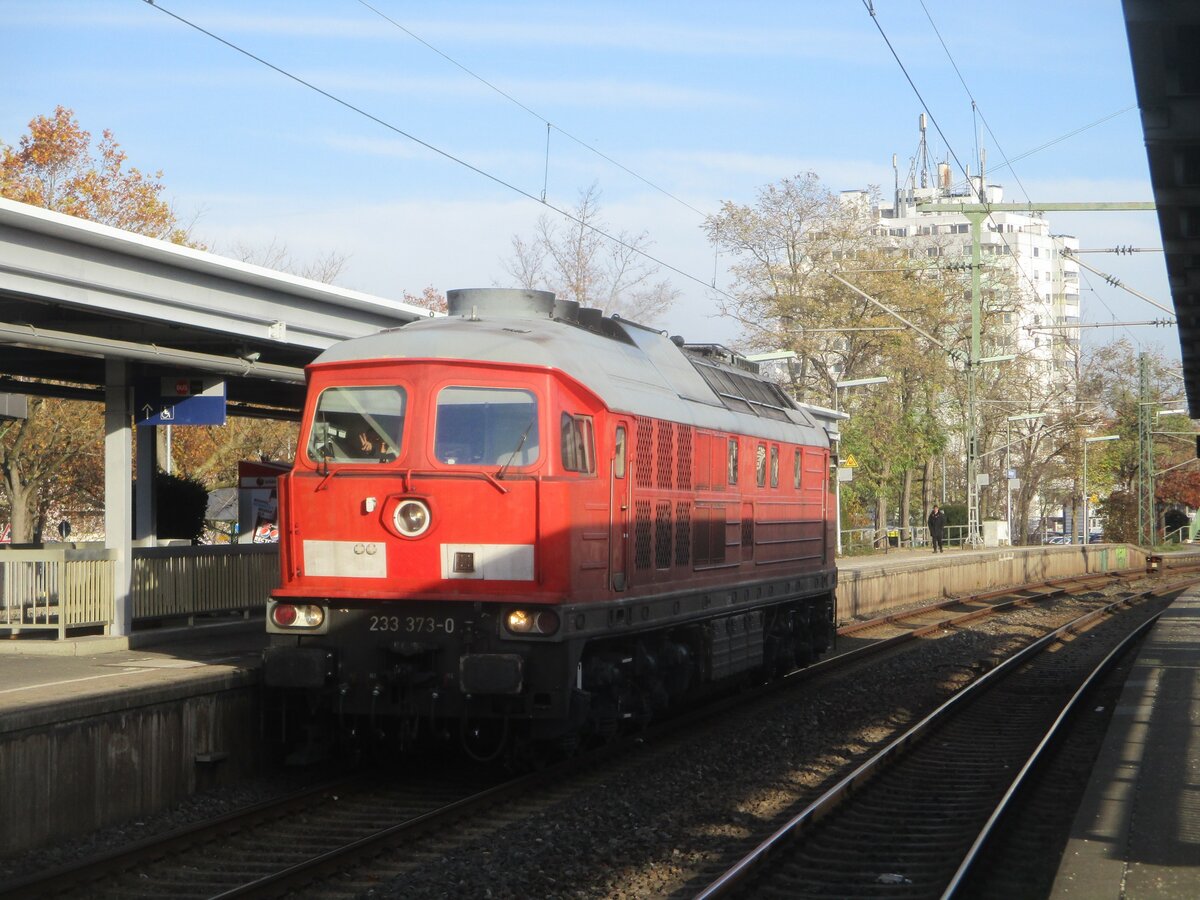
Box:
(1, 106, 195, 244)
(0, 107, 199, 541)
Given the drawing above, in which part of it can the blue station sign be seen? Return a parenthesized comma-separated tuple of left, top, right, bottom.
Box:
(135, 377, 227, 426)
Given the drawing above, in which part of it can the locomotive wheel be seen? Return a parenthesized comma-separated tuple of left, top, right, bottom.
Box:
(460, 716, 511, 763)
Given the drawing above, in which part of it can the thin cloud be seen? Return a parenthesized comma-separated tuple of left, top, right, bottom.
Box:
(20, 5, 867, 62)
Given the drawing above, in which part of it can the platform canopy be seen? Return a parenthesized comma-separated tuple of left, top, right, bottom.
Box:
(1123, 1, 1200, 413)
(0, 196, 431, 415)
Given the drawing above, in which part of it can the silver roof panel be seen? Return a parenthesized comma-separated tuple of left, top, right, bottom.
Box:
(314, 311, 828, 448)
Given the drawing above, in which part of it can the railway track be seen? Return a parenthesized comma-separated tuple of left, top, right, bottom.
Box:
(0, 768, 503, 899)
(4, 569, 1190, 899)
(827, 570, 1125, 665)
(693, 580, 1189, 899)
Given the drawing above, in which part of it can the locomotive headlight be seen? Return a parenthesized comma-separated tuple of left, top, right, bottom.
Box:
(393, 499, 431, 537)
(505, 608, 560, 636)
(271, 603, 325, 629)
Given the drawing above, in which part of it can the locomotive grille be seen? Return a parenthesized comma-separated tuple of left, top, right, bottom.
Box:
(675, 501, 691, 565)
(635, 417, 654, 489)
(635, 499, 652, 570)
(656, 422, 674, 490)
(654, 501, 672, 569)
(676, 425, 694, 490)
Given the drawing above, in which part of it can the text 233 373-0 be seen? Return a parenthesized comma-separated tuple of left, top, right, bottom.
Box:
(369, 615, 455, 634)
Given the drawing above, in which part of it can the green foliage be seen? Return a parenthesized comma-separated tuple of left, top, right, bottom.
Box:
(1098, 490, 1138, 543)
(151, 471, 208, 542)
(942, 503, 967, 527)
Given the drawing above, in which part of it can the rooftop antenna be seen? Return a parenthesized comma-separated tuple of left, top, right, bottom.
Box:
(980, 146, 987, 201)
(892, 153, 899, 212)
(918, 113, 929, 189)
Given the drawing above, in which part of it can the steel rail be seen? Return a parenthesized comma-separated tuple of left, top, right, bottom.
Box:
(693, 579, 1197, 899)
(940, 608, 1165, 897)
(0, 775, 367, 899)
(837, 570, 1131, 638)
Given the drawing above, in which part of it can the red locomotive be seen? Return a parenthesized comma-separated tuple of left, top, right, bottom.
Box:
(264, 288, 838, 760)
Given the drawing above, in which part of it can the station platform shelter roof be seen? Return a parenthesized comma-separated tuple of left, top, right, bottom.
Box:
(1123, 2, 1200, 413)
(0, 196, 430, 414)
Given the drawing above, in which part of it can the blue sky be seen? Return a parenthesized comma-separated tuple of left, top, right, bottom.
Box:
(2, 1, 1175, 357)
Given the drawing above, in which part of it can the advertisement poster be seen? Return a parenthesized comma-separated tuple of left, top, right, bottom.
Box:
(238, 460, 290, 544)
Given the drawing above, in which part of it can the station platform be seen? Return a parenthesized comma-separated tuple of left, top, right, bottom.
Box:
(0, 621, 265, 729)
(836, 543, 1009, 569)
(1050, 584, 1200, 898)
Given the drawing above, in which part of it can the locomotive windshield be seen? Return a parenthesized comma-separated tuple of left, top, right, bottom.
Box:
(307, 385, 406, 463)
(435, 386, 539, 467)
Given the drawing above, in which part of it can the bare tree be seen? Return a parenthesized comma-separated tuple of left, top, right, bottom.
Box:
(228, 239, 349, 285)
(502, 183, 678, 325)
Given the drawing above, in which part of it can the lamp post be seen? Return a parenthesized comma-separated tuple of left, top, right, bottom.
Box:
(1005, 412, 1047, 545)
(833, 376, 889, 555)
(1083, 435, 1120, 544)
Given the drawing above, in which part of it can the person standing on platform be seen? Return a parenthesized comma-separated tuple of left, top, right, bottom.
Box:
(928, 505, 946, 553)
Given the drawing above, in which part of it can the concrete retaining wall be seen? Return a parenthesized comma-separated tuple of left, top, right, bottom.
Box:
(0, 671, 260, 856)
(837, 544, 1150, 622)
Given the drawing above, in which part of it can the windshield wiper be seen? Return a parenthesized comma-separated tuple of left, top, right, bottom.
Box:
(496, 418, 535, 480)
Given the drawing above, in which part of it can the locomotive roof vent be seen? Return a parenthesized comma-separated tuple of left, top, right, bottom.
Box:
(683, 343, 762, 374)
(552, 297, 581, 323)
(577, 307, 603, 330)
(446, 288, 556, 320)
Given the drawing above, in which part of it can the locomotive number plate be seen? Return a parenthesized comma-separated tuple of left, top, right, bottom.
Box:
(368, 615, 456, 634)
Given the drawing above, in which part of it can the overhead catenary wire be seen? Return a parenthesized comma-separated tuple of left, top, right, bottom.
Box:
(918, 0, 1034, 207)
(352, 0, 710, 219)
(141, 0, 733, 304)
(860, 1, 1050, 317)
(986, 106, 1137, 179)
(1065, 251, 1177, 318)
(1077, 268, 1144, 349)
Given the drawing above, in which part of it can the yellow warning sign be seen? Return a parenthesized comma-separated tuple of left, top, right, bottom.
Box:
(843, 454, 859, 468)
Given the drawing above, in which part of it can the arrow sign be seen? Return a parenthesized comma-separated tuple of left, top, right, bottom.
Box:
(135, 377, 227, 426)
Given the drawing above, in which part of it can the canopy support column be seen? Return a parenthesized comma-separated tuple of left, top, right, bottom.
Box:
(105, 357, 132, 636)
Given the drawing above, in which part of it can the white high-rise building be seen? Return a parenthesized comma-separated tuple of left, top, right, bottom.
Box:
(843, 174, 1080, 377)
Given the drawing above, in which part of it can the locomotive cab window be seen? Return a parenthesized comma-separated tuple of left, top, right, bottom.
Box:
(307, 385, 405, 463)
(561, 414, 595, 474)
(435, 387, 539, 467)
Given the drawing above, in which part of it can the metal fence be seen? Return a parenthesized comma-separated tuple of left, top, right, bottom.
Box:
(842, 525, 972, 553)
(0, 543, 278, 638)
(0, 547, 116, 638)
(131, 544, 278, 624)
